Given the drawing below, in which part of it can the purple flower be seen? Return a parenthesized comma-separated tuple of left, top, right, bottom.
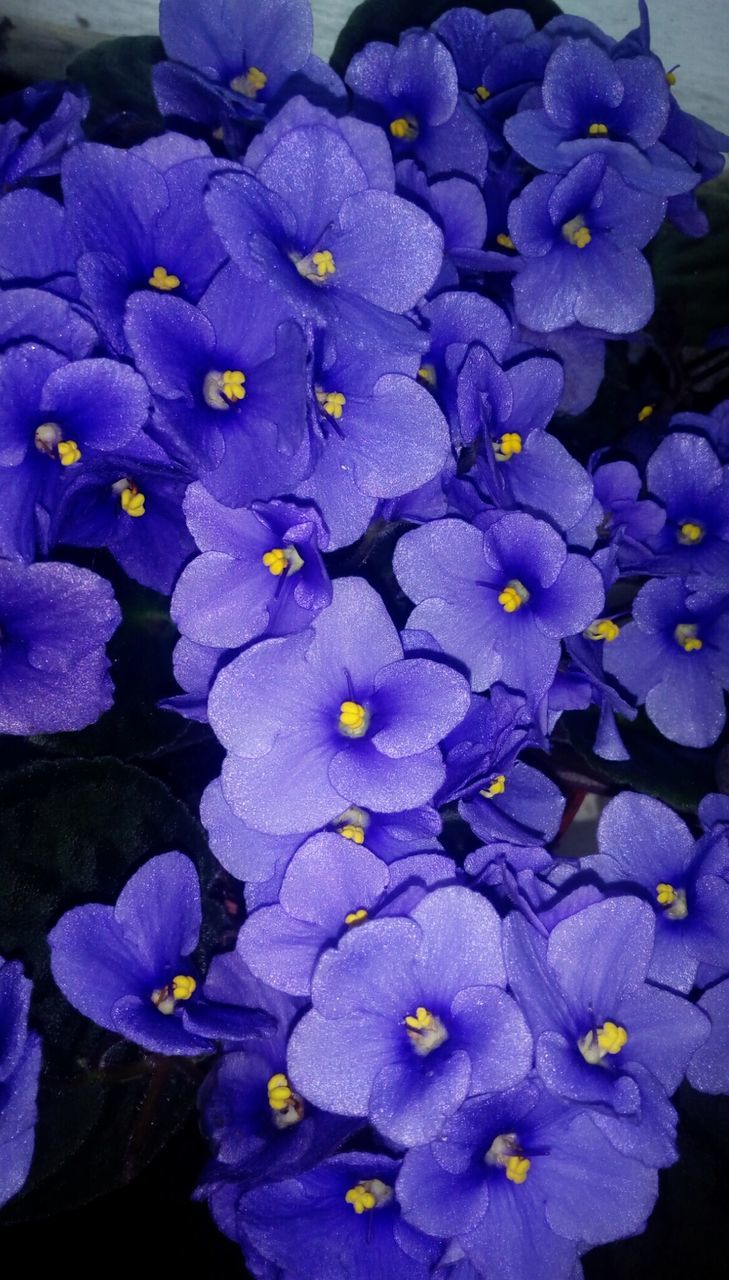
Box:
(49, 852, 271, 1055)
(345, 30, 489, 184)
(581, 792, 729, 993)
(642, 432, 729, 582)
(208, 576, 470, 835)
(602, 577, 729, 748)
(172, 485, 331, 650)
(0, 560, 120, 735)
(125, 262, 310, 506)
(504, 895, 709, 1166)
(509, 154, 664, 334)
(237, 1152, 440, 1280)
(395, 160, 488, 285)
(417, 290, 512, 445)
(287, 884, 532, 1147)
(687, 978, 729, 1094)
(62, 134, 228, 354)
(394, 513, 604, 702)
(591, 459, 665, 560)
(0, 80, 87, 189)
(504, 37, 697, 196)
(0, 343, 150, 561)
(397, 1081, 659, 1278)
(206, 97, 444, 321)
(0, 958, 41, 1209)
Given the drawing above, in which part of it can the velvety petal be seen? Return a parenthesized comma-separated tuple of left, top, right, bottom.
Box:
(619, 984, 710, 1092)
(328, 190, 443, 313)
(546, 897, 655, 1013)
(114, 851, 201, 973)
(41, 358, 149, 451)
(48, 904, 149, 1030)
(397, 1143, 488, 1238)
(372, 658, 470, 757)
(452, 985, 533, 1092)
(329, 738, 446, 813)
(688, 979, 729, 1093)
(287, 1007, 397, 1115)
(597, 792, 695, 885)
(645, 662, 726, 748)
(370, 1047, 472, 1147)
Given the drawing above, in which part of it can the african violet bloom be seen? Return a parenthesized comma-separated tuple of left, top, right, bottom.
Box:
(641, 432, 729, 582)
(397, 1081, 659, 1280)
(590, 459, 665, 562)
(207, 96, 444, 322)
(0, 342, 150, 561)
(504, 895, 709, 1167)
(508, 154, 664, 334)
(62, 133, 228, 354)
(237, 1152, 440, 1280)
(0, 957, 41, 1209)
(287, 884, 532, 1147)
(238, 831, 456, 995)
(395, 160, 488, 287)
(172, 485, 331, 650)
(417, 290, 513, 445)
(504, 36, 697, 196)
(345, 29, 489, 184)
(0, 80, 87, 189)
(394, 512, 604, 702)
(49, 853, 271, 1055)
(208, 576, 470, 835)
(580, 792, 729, 994)
(0, 560, 120, 735)
(603, 577, 729, 748)
(125, 262, 310, 506)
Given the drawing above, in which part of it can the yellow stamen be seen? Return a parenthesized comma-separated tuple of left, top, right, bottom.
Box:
(498, 580, 530, 613)
(389, 115, 419, 140)
(261, 545, 303, 577)
(345, 1179, 392, 1214)
(585, 618, 620, 642)
(480, 774, 506, 799)
(656, 883, 689, 920)
(120, 486, 146, 518)
(674, 623, 703, 652)
(58, 439, 82, 466)
(666, 70, 677, 86)
(230, 66, 268, 97)
(312, 250, 335, 277)
(293, 249, 336, 284)
(404, 1005, 448, 1055)
(475, 85, 491, 102)
(151, 973, 196, 1014)
(496, 233, 516, 250)
(505, 1155, 531, 1184)
(562, 215, 592, 248)
(418, 363, 437, 386)
(339, 823, 366, 844)
(344, 908, 369, 927)
(316, 389, 346, 420)
(588, 122, 609, 135)
(223, 369, 247, 401)
(638, 404, 654, 421)
(202, 369, 247, 409)
(338, 700, 369, 738)
(148, 265, 180, 291)
(656, 882, 677, 906)
(677, 521, 704, 545)
(267, 1072, 294, 1111)
(493, 431, 522, 461)
(578, 1020, 628, 1063)
(171, 974, 196, 1001)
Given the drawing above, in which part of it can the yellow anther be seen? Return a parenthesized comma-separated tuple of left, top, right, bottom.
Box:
(562, 215, 592, 248)
(656, 882, 678, 906)
(588, 122, 609, 135)
(638, 404, 654, 422)
(674, 623, 703, 652)
(338, 700, 369, 738)
(597, 1021, 628, 1055)
(493, 431, 522, 460)
(262, 547, 287, 576)
(223, 369, 247, 402)
(496, 233, 516, 250)
(480, 774, 506, 799)
(585, 618, 620, 642)
(148, 265, 181, 291)
(345, 1179, 392, 1213)
(677, 520, 704, 545)
(389, 115, 419, 140)
(666, 70, 677, 86)
(475, 85, 491, 102)
(58, 439, 82, 466)
(267, 1072, 294, 1111)
(418, 363, 437, 386)
(171, 974, 197, 1001)
(505, 1155, 531, 1184)
(230, 66, 268, 97)
(344, 908, 369, 927)
(316, 389, 346, 420)
(498, 580, 530, 613)
(312, 250, 335, 278)
(120, 486, 146, 518)
(339, 823, 366, 844)
(405, 1006, 434, 1031)
(404, 1006, 448, 1055)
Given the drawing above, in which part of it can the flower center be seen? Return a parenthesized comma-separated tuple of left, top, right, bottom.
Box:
(417, 362, 437, 387)
(34, 422, 82, 465)
(148, 265, 180, 291)
(267, 1072, 305, 1128)
(316, 388, 346, 420)
(585, 618, 620, 642)
(493, 432, 522, 461)
(112, 477, 146, 517)
(656, 883, 689, 919)
(345, 1179, 393, 1214)
(480, 774, 506, 799)
(389, 115, 419, 140)
(485, 1133, 531, 1183)
(588, 122, 609, 136)
(203, 369, 247, 409)
(496, 233, 516, 250)
(562, 215, 592, 248)
(474, 85, 491, 101)
(338, 700, 369, 738)
(578, 1020, 628, 1064)
(261, 545, 304, 577)
(638, 404, 654, 421)
(674, 623, 702, 652)
(677, 520, 704, 545)
(230, 66, 268, 97)
(498, 580, 530, 613)
(151, 973, 196, 1015)
(294, 249, 336, 283)
(344, 908, 369, 927)
(404, 1006, 449, 1056)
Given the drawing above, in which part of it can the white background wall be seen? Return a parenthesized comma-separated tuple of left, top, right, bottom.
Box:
(4, 0, 727, 131)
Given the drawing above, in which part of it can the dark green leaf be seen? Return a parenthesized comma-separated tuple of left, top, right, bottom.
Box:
(68, 35, 165, 138)
(650, 173, 729, 349)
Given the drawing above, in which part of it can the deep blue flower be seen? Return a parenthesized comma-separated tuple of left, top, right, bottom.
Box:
(640, 432, 729, 582)
(0, 80, 87, 189)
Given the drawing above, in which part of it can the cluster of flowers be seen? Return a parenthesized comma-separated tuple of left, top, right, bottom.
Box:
(1, 0, 728, 1275)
